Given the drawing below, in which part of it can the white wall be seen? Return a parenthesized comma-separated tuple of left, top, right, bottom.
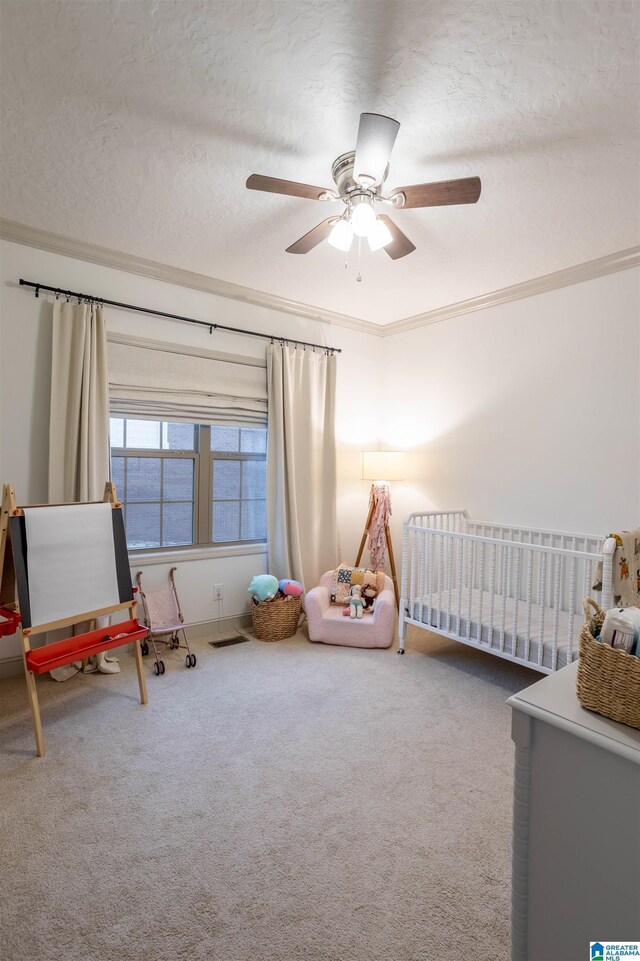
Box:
(0, 238, 382, 662)
(381, 267, 640, 549)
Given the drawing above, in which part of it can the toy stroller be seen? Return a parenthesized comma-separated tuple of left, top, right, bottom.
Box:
(135, 568, 196, 676)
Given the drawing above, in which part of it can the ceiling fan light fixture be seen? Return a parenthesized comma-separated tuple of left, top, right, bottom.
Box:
(367, 217, 394, 252)
(328, 218, 353, 252)
(351, 199, 376, 237)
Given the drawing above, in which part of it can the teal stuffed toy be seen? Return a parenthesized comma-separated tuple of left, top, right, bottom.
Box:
(248, 574, 279, 602)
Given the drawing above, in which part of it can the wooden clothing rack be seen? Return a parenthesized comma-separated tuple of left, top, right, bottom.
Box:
(0, 482, 149, 757)
(354, 486, 400, 610)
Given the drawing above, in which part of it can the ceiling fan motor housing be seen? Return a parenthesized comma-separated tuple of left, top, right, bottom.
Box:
(331, 151, 389, 205)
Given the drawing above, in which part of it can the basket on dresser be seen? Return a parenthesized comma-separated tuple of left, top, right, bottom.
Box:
(577, 599, 640, 730)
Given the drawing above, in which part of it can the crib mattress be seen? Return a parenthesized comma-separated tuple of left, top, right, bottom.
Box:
(410, 588, 580, 670)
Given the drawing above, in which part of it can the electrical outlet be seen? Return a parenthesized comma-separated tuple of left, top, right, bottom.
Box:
(214, 583, 223, 600)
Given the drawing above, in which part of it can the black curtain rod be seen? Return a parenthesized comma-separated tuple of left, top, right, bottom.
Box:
(18, 279, 342, 354)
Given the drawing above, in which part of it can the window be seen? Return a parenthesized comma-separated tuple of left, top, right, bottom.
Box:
(210, 426, 267, 544)
(110, 417, 267, 551)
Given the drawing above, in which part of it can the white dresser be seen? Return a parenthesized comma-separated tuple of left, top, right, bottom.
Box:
(508, 661, 640, 961)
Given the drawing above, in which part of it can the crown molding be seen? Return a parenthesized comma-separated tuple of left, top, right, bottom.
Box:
(379, 246, 640, 336)
(1, 218, 637, 338)
(0, 217, 378, 335)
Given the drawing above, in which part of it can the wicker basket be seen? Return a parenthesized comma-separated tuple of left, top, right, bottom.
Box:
(576, 599, 640, 730)
(251, 595, 301, 641)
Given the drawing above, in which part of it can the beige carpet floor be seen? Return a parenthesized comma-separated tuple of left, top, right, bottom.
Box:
(0, 625, 539, 961)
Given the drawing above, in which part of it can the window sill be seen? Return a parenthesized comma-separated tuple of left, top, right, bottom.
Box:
(130, 542, 267, 567)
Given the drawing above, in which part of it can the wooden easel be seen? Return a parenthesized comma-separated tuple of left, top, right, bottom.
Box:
(354, 485, 400, 610)
(0, 482, 148, 757)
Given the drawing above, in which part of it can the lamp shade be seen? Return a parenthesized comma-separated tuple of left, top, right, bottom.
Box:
(367, 217, 393, 251)
(362, 451, 406, 482)
(328, 218, 353, 251)
(351, 198, 376, 237)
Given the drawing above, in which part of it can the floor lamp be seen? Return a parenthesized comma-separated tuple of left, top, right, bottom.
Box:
(355, 451, 406, 610)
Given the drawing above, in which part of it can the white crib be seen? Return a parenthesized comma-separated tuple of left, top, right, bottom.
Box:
(398, 510, 616, 673)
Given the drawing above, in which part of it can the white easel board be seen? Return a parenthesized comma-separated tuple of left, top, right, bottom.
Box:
(10, 501, 132, 632)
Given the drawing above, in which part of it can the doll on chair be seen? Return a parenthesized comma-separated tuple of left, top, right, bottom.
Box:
(349, 584, 365, 619)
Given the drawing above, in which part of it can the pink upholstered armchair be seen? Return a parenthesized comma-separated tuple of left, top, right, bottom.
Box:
(306, 571, 396, 649)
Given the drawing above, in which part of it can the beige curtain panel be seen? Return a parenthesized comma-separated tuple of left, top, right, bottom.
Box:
(267, 344, 338, 590)
(108, 337, 267, 426)
(49, 300, 110, 503)
(48, 299, 111, 681)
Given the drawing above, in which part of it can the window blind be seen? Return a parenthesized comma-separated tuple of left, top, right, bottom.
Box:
(107, 334, 267, 427)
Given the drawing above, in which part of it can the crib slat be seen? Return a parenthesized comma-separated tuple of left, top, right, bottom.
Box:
(408, 529, 416, 623)
(477, 542, 486, 644)
(411, 528, 418, 622)
(524, 551, 534, 662)
(551, 554, 561, 671)
(412, 528, 420, 625)
(416, 529, 423, 601)
(582, 552, 592, 608)
(567, 556, 577, 662)
(511, 547, 521, 657)
(487, 542, 496, 649)
(428, 532, 436, 631)
(437, 532, 444, 630)
(537, 552, 547, 666)
(409, 528, 415, 607)
(500, 545, 509, 652)
(418, 530, 426, 628)
(446, 535, 453, 632)
(467, 537, 475, 641)
(536, 543, 543, 608)
(456, 537, 464, 633)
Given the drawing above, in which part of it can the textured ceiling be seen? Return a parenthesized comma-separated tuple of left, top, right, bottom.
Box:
(1, 0, 638, 325)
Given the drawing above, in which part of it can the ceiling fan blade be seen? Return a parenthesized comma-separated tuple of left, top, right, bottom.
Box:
(353, 112, 400, 187)
(377, 215, 416, 260)
(391, 176, 481, 208)
(246, 174, 333, 201)
(285, 218, 338, 254)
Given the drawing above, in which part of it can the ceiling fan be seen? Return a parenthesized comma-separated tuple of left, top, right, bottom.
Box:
(246, 112, 481, 260)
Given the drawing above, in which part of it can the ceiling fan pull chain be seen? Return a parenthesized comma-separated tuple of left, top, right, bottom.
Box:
(356, 235, 362, 283)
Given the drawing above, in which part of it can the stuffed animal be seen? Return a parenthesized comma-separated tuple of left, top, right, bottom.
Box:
(248, 574, 279, 603)
(349, 584, 365, 619)
(362, 583, 378, 612)
(278, 578, 304, 598)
